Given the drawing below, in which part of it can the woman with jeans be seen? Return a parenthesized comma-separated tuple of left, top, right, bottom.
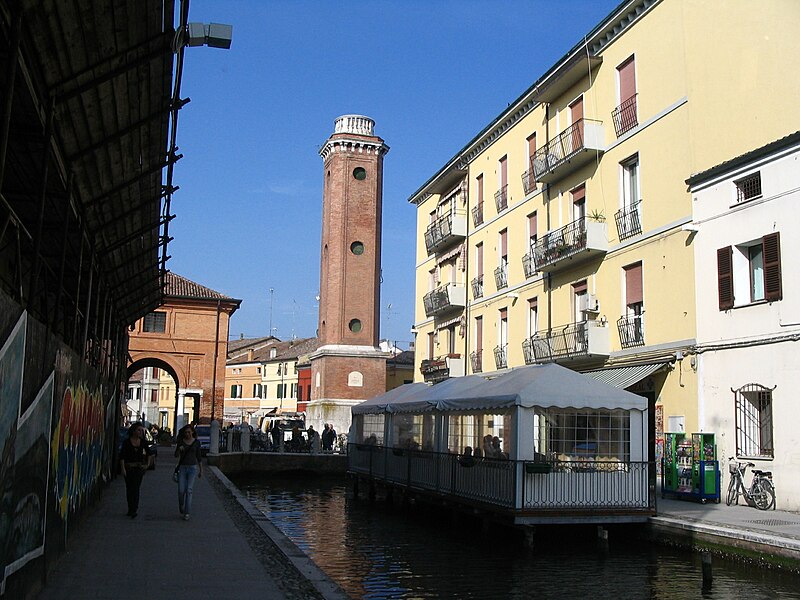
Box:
(175, 425, 202, 520)
(119, 422, 153, 518)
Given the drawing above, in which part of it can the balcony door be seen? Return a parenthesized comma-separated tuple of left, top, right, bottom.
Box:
(570, 96, 584, 151)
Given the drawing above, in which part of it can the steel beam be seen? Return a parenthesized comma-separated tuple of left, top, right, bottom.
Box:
(0, 8, 22, 192)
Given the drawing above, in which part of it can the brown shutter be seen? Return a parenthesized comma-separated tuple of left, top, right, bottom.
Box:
(475, 316, 483, 352)
(476, 174, 483, 204)
(618, 56, 636, 102)
(573, 279, 588, 295)
(717, 246, 734, 310)
(529, 212, 537, 243)
(499, 156, 507, 187)
(527, 133, 537, 161)
(476, 243, 483, 277)
(625, 262, 643, 305)
(763, 232, 782, 301)
(500, 229, 508, 257)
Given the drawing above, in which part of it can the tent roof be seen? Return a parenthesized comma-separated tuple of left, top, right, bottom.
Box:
(353, 363, 647, 415)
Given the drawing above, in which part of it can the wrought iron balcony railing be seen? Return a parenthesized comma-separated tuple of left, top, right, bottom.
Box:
(531, 119, 605, 183)
(494, 264, 508, 290)
(612, 94, 638, 137)
(424, 210, 467, 254)
(614, 200, 642, 241)
(423, 282, 466, 318)
(493, 344, 508, 370)
(617, 314, 645, 349)
(472, 202, 484, 227)
(532, 218, 585, 271)
(470, 350, 483, 373)
(471, 274, 484, 299)
(421, 354, 465, 383)
(521, 169, 536, 195)
(522, 320, 609, 364)
(522, 250, 536, 279)
(494, 184, 508, 213)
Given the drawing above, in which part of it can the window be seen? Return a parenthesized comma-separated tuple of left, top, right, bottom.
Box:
(572, 280, 588, 323)
(152, 367, 160, 379)
(447, 324, 457, 355)
(356, 414, 385, 445)
(717, 232, 782, 309)
(447, 412, 512, 456)
(428, 332, 435, 360)
(734, 384, 774, 458)
(230, 384, 242, 399)
(495, 229, 508, 289)
(613, 56, 637, 136)
(617, 155, 642, 240)
(528, 297, 539, 337)
(150, 389, 158, 403)
(472, 316, 483, 373)
(473, 174, 484, 226)
(534, 408, 631, 462)
(572, 185, 586, 223)
(734, 172, 762, 204)
(253, 383, 263, 398)
(619, 263, 644, 348)
(524, 132, 537, 193)
(257, 367, 261, 374)
(496, 156, 508, 212)
(143, 311, 166, 333)
(270, 348, 277, 359)
(291, 383, 297, 398)
(621, 156, 640, 208)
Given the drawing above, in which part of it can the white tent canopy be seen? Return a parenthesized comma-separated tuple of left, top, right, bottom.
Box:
(353, 363, 648, 415)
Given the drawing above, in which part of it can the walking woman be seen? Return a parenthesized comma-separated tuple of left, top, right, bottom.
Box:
(175, 425, 203, 520)
(119, 422, 154, 518)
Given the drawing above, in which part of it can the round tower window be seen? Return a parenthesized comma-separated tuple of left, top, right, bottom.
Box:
(349, 319, 362, 333)
(350, 241, 364, 255)
(353, 167, 367, 180)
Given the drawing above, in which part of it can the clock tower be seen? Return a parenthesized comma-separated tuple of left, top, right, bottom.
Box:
(308, 115, 389, 433)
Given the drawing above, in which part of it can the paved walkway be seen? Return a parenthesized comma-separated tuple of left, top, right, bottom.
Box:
(653, 487, 800, 560)
(37, 455, 346, 600)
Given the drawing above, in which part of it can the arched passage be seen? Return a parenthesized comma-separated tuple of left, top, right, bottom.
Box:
(126, 356, 184, 433)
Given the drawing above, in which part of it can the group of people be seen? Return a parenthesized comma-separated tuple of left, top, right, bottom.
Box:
(265, 422, 338, 453)
(118, 421, 202, 521)
(458, 435, 508, 466)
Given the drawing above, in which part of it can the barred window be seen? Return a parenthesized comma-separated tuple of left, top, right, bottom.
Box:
(734, 383, 774, 458)
(143, 311, 166, 333)
(734, 172, 762, 203)
(534, 408, 630, 461)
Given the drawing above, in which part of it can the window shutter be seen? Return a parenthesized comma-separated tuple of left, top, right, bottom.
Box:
(625, 263, 643, 305)
(763, 232, 782, 301)
(717, 246, 734, 310)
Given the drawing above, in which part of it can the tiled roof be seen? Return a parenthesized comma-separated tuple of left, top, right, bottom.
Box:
(227, 336, 280, 359)
(226, 337, 322, 366)
(164, 272, 239, 301)
(388, 350, 415, 366)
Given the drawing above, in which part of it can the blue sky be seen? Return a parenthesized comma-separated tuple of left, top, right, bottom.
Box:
(171, 0, 621, 346)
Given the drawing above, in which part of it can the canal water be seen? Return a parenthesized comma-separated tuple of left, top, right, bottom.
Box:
(232, 473, 800, 599)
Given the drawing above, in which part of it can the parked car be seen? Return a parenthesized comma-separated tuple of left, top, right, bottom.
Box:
(117, 425, 158, 470)
(195, 425, 211, 456)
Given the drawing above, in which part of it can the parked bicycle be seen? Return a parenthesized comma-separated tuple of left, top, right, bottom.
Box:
(726, 458, 775, 510)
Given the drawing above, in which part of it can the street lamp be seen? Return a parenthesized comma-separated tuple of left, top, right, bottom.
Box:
(173, 22, 233, 52)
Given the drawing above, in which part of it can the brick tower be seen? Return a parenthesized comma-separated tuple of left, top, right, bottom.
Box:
(307, 115, 389, 434)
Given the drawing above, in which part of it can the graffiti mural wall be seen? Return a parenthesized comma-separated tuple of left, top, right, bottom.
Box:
(0, 294, 121, 596)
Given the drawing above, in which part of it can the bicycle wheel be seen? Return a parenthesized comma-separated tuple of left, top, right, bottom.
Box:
(760, 479, 776, 510)
(751, 482, 772, 510)
(726, 477, 737, 506)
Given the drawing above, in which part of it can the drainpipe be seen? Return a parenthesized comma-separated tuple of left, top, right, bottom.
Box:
(544, 103, 553, 333)
(211, 299, 221, 422)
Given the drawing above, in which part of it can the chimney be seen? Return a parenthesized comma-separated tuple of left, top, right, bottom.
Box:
(247, 349, 254, 361)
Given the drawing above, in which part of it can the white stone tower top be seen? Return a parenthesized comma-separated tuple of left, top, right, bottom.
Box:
(334, 114, 374, 136)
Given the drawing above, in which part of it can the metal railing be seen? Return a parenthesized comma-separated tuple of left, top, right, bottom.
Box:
(521, 169, 536, 195)
(471, 202, 484, 227)
(493, 344, 508, 369)
(531, 119, 600, 180)
(424, 210, 465, 253)
(471, 274, 484, 299)
(532, 218, 586, 271)
(522, 250, 536, 279)
(494, 184, 508, 212)
(470, 350, 483, 373)
(522, 321, 589, 364)
(494, 264, 507, 290)
(614, 200, 642, 241)
(617, 314, 645, 348)
(423, 282, 460, 317)
(349, 446, 654, 513)
(611, 94, 638, 137)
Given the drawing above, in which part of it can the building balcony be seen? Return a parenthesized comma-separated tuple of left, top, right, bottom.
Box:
(532, 218, 607, 272)
(521, 169, 536, 195)
(531, 119, 605, 183)
(522, 320, 610, 364)
(424, 210, 467, 254)
(612, 94, 638, 137)
(420, 354, 465, 384)
(493, 344, 508, 370)
(617, 314, 645, 349)
(423, 282, 466, 318)
(470, 350, 483, 373)
(494, 184, 508, 213)
(472, 202, 484, 227)
(494, 264, 508, 290)
(471, 274, 484, 299)
(614, 200, 642, 241)
(522, 251, 536, 279)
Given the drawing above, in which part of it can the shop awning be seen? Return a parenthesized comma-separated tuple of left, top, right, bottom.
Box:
(583, 362, 670, 390)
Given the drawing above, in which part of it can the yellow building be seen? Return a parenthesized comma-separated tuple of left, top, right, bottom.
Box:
(409, 0, 800, 461)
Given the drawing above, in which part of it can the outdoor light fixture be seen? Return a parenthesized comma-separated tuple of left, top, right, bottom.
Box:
(173, 22, 233, 52)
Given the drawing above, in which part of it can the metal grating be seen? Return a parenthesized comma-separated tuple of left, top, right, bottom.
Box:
(746, 519, 799, 527)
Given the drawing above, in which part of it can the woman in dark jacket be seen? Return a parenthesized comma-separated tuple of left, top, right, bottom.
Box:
(175, 425, 203, 520)
(119, 422, 153, 518)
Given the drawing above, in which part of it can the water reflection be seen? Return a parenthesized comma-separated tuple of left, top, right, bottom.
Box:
(233, 473, 800, 600)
